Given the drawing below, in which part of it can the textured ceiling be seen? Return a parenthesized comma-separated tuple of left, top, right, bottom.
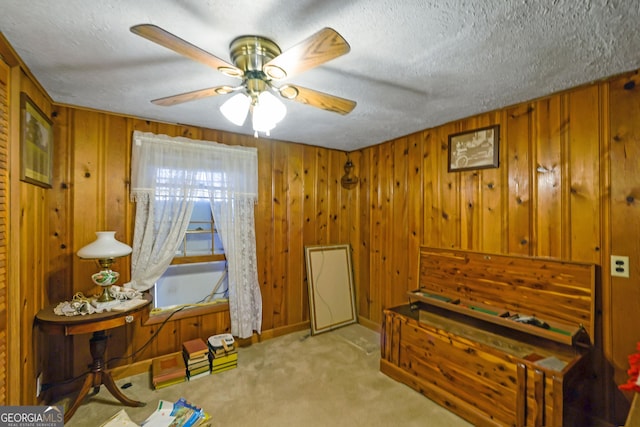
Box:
(1, 1, 638, 151)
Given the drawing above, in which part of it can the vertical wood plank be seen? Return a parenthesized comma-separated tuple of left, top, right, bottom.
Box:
(533, 96, 563, 258)
(287, 143, 304, 324)
(506, 104, 533, 254)
(369, 146, 382, 318)
(516, 363, 526, 427)
(391, 137, 408, 306)
(328, 150, 342, 244)
(316, 149, 329, 245)
(406, 133, 423, 291)
(271, 142, 287, 328)
(567, 86, 601, 264)
(357, 149, 371, 320)
(301, 146, 318, 322)
(346, 150, 361, 321)
(422, 130, 438, 246)
(255, 137, 274, 331)
(480, 117, 504, 253)
(439, 124, 459, 248)
(533, 369, 545, 427)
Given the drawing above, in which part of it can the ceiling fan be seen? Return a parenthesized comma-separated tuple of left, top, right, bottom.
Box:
(130, 24, 357, 136)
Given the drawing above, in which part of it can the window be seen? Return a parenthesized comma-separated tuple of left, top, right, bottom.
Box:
(151, 199, 229, 313)
(173, 199, 225, 263)
(131, 131, 261, 337)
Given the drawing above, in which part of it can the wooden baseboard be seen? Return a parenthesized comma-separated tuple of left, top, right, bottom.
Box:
(235, 320, 310, 347)
(357, 316, 380, 332)
(110, 352, 177, 381)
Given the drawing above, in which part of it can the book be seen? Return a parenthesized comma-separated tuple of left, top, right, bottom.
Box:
(188, 364, 211, 377)
(208, 340, 237, 355)
(211, 351, 238, 365)
(187, 369, 210, 381)
(185, 357, 210, 371)
(184, 352, 208, 365)
(182, 338, 209, 359)
(152, 353, 186, 385)
(212, 363, 237, 374)
(169, 398, 205, 427)
(212, 360, 237, 370)
(154, 375, 186, 390)
(210, 348, 235, 360)
(211, 351, 237, 374)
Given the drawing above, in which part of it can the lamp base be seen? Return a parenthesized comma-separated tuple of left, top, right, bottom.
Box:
(93, 285, 120, 309)
(96, 285, 115, 302)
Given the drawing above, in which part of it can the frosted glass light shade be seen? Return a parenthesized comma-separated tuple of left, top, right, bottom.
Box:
(77, 231, 132, 259)
(252, 91, 286, 133)
(220, 93, 251, 126)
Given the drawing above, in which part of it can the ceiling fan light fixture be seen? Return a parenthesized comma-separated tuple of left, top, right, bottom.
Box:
(220, 93, 251, 126)
(259, 91, 286, 123)
(132, 24, 355, 137)
(252, 91, 286, 136)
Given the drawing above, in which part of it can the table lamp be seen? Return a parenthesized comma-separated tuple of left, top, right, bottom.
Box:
(77, 231, 132, 304)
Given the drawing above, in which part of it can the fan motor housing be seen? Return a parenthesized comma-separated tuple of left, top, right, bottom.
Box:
(229, 36, 281, 73)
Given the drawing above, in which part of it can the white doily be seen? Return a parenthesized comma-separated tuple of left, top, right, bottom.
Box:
(53, 287, 144, 316)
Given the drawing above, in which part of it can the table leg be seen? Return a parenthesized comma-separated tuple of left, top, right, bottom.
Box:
(63, 330, 145, 423)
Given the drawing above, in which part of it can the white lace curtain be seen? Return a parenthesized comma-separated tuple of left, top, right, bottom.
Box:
(129, 131, 262, 338)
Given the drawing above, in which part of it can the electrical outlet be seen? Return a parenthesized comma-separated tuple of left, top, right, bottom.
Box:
(611, 255, 630, 278)
(36, 372, 42, 398)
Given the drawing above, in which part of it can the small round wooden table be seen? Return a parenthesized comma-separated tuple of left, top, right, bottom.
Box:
(35, 295, 152, 423)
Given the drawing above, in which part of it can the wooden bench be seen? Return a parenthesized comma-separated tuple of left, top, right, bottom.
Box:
(380, 246, 595, 427)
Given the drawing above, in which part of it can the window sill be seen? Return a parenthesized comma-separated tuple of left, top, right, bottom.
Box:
(143, 300, 229, 326)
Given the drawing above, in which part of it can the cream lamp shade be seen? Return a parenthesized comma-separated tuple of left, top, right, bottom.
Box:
(77, 231, 132, 259)
(78, 231, 132, 303)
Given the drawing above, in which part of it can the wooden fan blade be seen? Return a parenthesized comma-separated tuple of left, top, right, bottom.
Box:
(151, 86, 233, 106)
(131, 24, 243, 77)
(263, 28, 350, 80)
(282, 85, 356, 115)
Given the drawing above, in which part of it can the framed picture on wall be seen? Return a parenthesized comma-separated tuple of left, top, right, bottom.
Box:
(20, 93, 53, 188)
(448, 125, 499, 172)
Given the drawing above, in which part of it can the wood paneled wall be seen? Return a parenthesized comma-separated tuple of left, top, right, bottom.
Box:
(351, 71, 640, 425)
(4, 64, 53, 406)
(45, 108, 354, 383)
(0, 54, 9, 405)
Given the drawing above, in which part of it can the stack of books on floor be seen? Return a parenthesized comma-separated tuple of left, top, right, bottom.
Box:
(207, 333, 238, 374)
(182, 338, 211, 381)
(152, 352, 186, 389)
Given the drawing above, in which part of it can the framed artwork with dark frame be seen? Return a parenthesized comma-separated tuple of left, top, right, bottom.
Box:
(20, 93, 53, 188)
(448, 125, 499, 172)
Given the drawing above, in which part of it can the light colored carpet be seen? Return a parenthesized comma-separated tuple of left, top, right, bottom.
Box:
(61, 324, 472, 426)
